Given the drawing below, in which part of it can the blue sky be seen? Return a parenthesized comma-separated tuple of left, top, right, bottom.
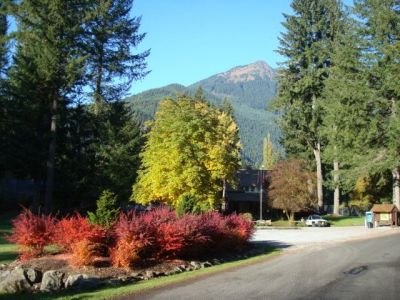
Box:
(130, 0, 294, 94)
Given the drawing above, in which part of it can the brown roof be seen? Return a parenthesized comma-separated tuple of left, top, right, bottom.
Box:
(371, 204, 398, 213)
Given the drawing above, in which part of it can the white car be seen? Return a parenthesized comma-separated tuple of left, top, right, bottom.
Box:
(305, 215, 329, 227)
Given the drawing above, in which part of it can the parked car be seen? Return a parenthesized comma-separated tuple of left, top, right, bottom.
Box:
(305, 215, 330, 227)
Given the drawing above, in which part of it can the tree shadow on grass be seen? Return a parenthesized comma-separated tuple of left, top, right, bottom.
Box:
(0, 251, 17, 264)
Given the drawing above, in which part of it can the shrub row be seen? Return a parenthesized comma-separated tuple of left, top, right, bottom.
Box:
(7, 207, 254, 269)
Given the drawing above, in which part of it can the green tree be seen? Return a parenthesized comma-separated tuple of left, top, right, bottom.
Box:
(354, 0, 400, 207)
(8, 0, 88, 212)
(93, 103, 143, 202)
(262, 133, 277, 170)
(321, 10, 374, 215)
(0, 3, 7, 77)
(0, 3, 8, 173)
(272, 0, 344, 211)
(84, 0, 149, 114)
(88, 190, 120, 228)
(132, 94, 241, 211)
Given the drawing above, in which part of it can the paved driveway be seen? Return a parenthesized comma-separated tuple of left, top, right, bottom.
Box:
(126, 232, 400, 300)
(252, 226, 400, 249)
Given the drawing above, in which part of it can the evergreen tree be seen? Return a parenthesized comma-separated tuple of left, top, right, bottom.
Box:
(354, 0, 400, 207)
(8, 0, 88, 212)
(321, 11, 374, 214)
(93, 102, 143, 202)
(262, 134, 277, 170)
(84, 0, 149, 114)
(0, 3, 7, 78)
(221, 97, 235, 117)
(272, 0, 343, 211)
(0, 3, 8, 172)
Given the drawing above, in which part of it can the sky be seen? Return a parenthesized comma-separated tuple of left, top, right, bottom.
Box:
(130, 0, 294, 94)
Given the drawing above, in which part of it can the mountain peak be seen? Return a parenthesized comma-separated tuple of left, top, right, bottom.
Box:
(217, 60, 275, 83)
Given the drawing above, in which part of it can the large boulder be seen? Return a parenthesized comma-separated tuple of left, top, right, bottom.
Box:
(0, 267, 37, 293)
(40, 270, 65, 291)
(65, 274, 102, 290)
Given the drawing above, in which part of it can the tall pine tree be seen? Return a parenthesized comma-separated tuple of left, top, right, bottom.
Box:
(354, 0, 400, 207)
(9, 0, 88, 212)
(85, 0, 149, 114)
(322, 11, 375, 214)
(273, 0, 343, 211)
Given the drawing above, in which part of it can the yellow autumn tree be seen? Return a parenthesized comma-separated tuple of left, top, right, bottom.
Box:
(131, 94, 241, 211)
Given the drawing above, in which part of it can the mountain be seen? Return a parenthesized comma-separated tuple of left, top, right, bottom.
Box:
(125, 61, 280, 166)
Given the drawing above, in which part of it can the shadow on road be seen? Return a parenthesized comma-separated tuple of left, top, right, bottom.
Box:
(252, 240, 293, 250)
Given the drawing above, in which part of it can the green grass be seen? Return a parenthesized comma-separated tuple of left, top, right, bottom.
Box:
(0, 245, 281, 300)
(0, 211, 18, 264)
(323, 215, 364, 226)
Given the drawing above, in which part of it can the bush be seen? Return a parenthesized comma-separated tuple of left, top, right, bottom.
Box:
(88, 190, 120, 228)
(177, 214, 210, 258)
(7, 208, 55, 260)
(52, 214, 106, 266)
(52, 214, 106, 252)
(224, 213, 255, 250)
(176, 193, 197, 216)
(70, 239, 99, 267)
(110, 208, 255, 267)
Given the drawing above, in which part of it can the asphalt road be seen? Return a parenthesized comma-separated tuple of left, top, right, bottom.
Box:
(127, 233, 400, 300)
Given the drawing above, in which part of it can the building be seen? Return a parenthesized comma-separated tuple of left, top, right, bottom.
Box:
(371, 204, 398, 227)
(226, 169, 269, 219)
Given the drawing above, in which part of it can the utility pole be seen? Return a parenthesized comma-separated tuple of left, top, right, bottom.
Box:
(259, 165, 264, 221)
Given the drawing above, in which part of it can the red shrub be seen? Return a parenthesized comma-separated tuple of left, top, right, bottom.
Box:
(7, 208, 55, 260)
(177, 214, 210, 258)
(52, 214, 106, 266)
(70, 239, 99, 266)
(155, 222, 185, 258)
(224, 213, 255, 250)
(110, 208, 255, 268)
(110, 239, 144, 269)
(52, 214, 106, 252)
(110, 211, 154, 268)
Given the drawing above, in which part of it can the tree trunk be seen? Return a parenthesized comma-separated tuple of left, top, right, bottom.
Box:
(94, 41, 104, 115)
(393, 168, 400, 209)
(44, 96, 57, 214)
(333, 160, 340, 215)
(313, 142, 323, 212)
(221, 179, 228, 212)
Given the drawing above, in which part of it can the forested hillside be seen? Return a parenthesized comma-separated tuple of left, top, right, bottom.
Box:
(126, 61, 279, 166)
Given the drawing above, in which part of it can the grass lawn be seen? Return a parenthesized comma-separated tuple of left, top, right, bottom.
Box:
(0, 211, 18, 264)
(0, 245, 281, 300)
(323, 215, 364, 227)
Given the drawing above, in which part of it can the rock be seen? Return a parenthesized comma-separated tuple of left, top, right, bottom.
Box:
(200, 261, 213, 268)
(212, 258, 221, 265)
(155, 271, 165, 277)
(25, 268, 42, 284)
(0, 269, 11, 282)
(190, 261, 201, 270)
(172, 266, 183, 274)
(144, 270, 156, 280)
(40, 270, 65, 291)
(130, 272, 143, 280)
(106, 278, 123, 286)
(179, 264, 188, 272)
(0, 267, 32, 293)
(65, 274, 102, 290)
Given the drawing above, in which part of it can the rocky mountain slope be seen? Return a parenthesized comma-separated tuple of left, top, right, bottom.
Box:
(125, 61, 280, 166)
